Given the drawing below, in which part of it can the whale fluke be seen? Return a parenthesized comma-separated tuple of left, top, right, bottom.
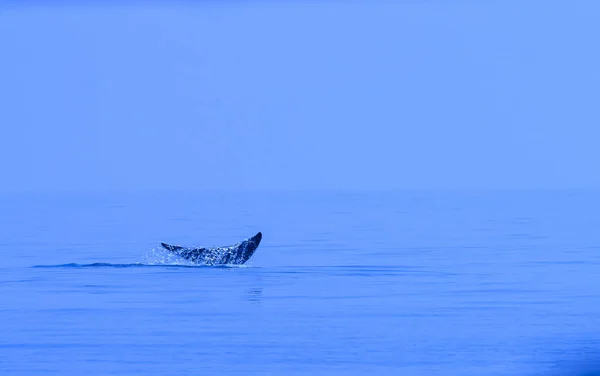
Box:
(160, 232, 262, 266)
(160, 243, 184, 252)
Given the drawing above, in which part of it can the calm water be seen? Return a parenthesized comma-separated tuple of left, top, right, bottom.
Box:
(2, 191, 600, 375)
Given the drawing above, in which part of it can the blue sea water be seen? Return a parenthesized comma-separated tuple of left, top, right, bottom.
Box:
(2, 190, 600, 375)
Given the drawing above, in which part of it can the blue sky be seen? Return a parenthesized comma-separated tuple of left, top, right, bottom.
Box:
(1, 1, 599, 191)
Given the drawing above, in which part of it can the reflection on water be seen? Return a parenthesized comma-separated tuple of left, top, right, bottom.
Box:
(245, 287, 263, 303)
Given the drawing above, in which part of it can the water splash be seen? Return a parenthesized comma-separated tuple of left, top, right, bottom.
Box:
(141, 247, 198, 266)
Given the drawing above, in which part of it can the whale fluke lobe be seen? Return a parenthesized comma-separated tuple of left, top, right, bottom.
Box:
(160, 243, 183, 252)
(160, 232, 262, 266)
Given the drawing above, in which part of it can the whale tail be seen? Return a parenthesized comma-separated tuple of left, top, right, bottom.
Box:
(159, 232, 263, 265)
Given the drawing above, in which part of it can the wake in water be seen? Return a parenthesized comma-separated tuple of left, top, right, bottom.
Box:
(31, 248, 251, 269)
(31, 263, 232, 269)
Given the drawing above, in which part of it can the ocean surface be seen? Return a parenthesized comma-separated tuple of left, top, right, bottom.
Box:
(2, 190, 600, 375)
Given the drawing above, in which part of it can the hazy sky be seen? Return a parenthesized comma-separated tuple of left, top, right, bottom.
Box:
(1, 1, 599, 191)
